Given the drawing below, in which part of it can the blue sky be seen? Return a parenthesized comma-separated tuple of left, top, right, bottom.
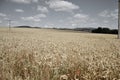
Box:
(0, 0, 118, 29)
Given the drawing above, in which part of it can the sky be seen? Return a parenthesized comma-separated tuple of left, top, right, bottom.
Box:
(0, 0, 118, 29)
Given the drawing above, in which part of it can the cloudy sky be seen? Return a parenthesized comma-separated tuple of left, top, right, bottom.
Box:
(0, 0, 118, 29)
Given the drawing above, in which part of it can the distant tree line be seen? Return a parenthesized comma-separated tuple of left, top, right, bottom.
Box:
(92, 27, 118, 34)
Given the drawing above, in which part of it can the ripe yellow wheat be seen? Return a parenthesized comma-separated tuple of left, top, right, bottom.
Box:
(0, 28, 120, 80)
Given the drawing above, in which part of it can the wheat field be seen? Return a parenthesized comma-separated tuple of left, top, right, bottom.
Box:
(0, 28, 120, 80)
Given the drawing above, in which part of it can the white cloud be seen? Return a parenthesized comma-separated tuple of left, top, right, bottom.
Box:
(71, 23, 77, 27)
(10, 0, 38, 4)
(0, 20, 2, 23)
(15, 9, 24, 12)
(74, 13, 89, 19)
(11, 21, 19, 26)
(59, 20, 63, 22)
(46, 0, 79, 12)
(64, 13, 92, 27)
(21, 14, 46, 22)
(33, 0, 38, 3)
(73, 13, 89, 24)
(98, 10, 111, 17)
(21, 16, 41, 22)
(34, 14, 46, 18)
(98, 9, 118, 19)
(0, 13, 6, 17)
(110, 9, 118, 19)
(37, 6, 49, 13)
(103, 20, 109, 23)
(44, 23, 55, 28)
(10, 0, 30, 4)
(4, 17, 9, 20)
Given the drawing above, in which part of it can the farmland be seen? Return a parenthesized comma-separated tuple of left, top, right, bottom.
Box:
(0, 28, 120, 80)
